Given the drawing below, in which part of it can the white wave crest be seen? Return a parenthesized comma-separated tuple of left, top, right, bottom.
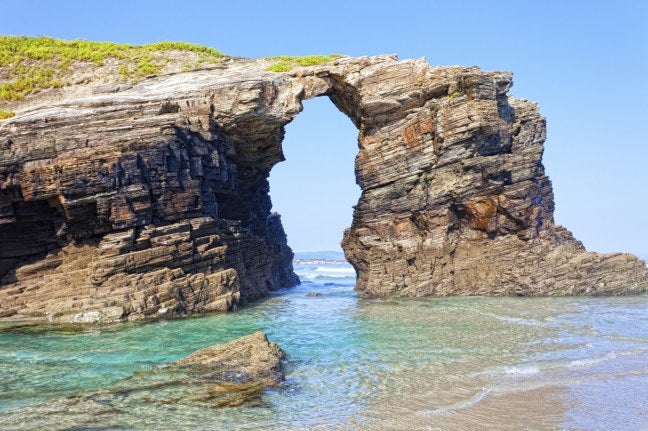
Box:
(503, 365, 540, 375)
(568, 349, 645, 368)
(314, 266, 355, 274)
(417, 388, 490, 417)
(298, 266, 356, 280)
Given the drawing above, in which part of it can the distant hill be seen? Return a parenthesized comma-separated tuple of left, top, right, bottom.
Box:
(294, 251, 346, 261)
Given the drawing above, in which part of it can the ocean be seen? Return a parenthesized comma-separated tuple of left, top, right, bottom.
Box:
(0, 256, 647, 430)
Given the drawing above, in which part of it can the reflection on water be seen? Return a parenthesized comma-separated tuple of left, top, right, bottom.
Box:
(0, 262, 646, 430)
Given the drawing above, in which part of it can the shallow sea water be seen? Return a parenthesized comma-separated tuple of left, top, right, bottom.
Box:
(0, 261, 647, 430)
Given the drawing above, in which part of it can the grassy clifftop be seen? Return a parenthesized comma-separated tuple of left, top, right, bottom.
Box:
(0, 36, 344, 118)
(264, 55, 344, 72)
(0, 36, 227, 103)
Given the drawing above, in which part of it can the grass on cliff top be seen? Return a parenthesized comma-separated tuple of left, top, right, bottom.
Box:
(0, 36, 345, 106)
(0, 109, 15, 119)
(0, 36, 227, 102)
(265, 55, 344, 72)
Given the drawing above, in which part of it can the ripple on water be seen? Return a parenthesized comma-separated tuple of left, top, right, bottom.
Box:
(0, 265, 647, 430)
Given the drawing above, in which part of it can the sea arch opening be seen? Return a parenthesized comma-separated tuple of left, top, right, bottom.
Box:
(269, 96, 361, 261)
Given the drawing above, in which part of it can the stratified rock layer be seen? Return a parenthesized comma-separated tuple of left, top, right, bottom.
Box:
(0, 55, 646, 321)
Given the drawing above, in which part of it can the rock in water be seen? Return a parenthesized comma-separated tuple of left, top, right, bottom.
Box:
(168, 331, 286, 407)
(174, 331, 285, 387)
(0, 332, 286, 428)
(1, 54, 646, 323)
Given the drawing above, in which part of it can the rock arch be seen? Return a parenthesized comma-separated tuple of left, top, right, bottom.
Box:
(0, 55, 646, 322)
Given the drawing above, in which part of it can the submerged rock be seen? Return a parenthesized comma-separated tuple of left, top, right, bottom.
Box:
(124, 331, 287, 408)
(0, 332, 286, 429)
(158, 331, 286, 408)
(173, 330, 286, 402)
(1, 51, 646, 323)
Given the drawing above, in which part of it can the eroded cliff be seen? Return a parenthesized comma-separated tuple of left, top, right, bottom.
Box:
(1, 53, 646, 322)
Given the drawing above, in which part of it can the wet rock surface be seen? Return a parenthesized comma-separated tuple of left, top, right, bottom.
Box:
(173, 330, 286, 392)
(0, 331, 286, 429)
(0, 55, 646, 321)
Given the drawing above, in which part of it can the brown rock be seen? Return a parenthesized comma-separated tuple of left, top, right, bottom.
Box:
(174, 331, 285, 388)
(0, 55, 646, 322)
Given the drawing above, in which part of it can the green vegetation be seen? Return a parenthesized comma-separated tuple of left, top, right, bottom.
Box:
(0, 36, 227, 102)
(0, 37, 346, 104)
(267, 61, 294, 73)
(0, 109, 15, 119)
(447, 91, 462, 102)
(265, 55, 344, 72)
(117, 56, 162, 78)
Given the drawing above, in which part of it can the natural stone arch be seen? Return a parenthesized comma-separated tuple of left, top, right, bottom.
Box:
(0, 55, 646, 322)
(279, 58, 647, 298)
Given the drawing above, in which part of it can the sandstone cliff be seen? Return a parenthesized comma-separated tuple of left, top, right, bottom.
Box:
(1, 52, 646, 322)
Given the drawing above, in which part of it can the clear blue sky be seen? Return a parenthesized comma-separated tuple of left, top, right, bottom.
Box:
(2, 0, 646, 258)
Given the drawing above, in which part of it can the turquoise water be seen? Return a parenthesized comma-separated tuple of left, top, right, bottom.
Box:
(0, 261, 647, 430)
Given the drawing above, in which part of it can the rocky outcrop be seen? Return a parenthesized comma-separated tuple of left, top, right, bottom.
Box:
(0, 59, 303, 322)
(0, 55, 646, 322)
(333, 61, 648, 297)
(0, 332, 286, 428)
(174, 331, 285, 388)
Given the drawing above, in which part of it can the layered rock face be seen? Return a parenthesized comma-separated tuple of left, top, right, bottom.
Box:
(0, 61, 302, 322)
(1, 55, 646, 322)
(332, 60, 648, 297)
